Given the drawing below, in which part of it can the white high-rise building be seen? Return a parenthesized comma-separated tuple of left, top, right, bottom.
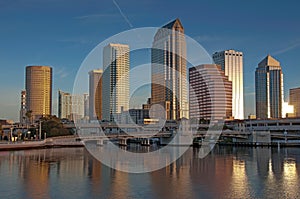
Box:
(213, 50, 244, 119)
(58, 90, 85, 120)
(151, 18, 189, 120)
(102, 43, 129, 122)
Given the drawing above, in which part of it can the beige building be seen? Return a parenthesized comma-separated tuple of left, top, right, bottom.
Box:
(58, 90, 85, 120)
(213, 50, 244, 119)
(25, 66, 52, 120)
(102, 43, 129, 122)
(189, 64, 232, 121)
(290, 87, 300, 117)
(151, 18, 189, 120)
(89, 69, 103, 120)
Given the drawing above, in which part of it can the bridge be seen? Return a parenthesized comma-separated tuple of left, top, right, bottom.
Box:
(4, 122, 300, 146)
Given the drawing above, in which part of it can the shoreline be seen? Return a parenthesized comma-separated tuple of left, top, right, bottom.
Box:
(0, 136, 84, 151)
(1, 140, 300, 151)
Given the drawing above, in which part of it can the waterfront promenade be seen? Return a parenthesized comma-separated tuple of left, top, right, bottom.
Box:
(0, 135, 83, 150)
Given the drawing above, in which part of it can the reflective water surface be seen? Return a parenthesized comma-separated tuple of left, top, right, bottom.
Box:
(0, 146, 299, 199)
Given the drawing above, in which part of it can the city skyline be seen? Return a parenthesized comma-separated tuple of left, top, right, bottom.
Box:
(0, 1, 300, 121)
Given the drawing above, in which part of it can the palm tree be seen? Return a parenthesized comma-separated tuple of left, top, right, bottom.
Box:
(25, 110, 33, 125)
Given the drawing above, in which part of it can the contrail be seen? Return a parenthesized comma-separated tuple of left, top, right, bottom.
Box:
(112, 0, 133, 28)
(273, 41, 300, 55)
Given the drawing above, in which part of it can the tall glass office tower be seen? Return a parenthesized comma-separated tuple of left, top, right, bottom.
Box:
(255, 55, 284, 119)
(151, 18, 189, 120)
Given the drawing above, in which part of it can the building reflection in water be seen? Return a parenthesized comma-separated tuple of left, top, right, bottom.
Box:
(228, 158, 251, 198)
(282, 157, 298, 198)
(0, 146, 300, 198)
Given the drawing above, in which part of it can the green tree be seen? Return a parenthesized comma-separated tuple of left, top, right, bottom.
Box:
(0, 124, 3, 140)
(40, 115, 73, 138)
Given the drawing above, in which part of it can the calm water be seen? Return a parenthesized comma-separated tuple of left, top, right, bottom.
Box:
(0, 146, 300, 199)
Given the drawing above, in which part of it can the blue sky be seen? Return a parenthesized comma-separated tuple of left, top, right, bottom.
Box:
(0, 0, 300, 121)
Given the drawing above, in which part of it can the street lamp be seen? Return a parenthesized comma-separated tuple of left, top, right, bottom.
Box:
(39, 120, 42, 140)
(10, 127, 13, 142)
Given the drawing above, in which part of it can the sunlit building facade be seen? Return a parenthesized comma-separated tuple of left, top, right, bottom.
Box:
(189, 64, 232, 121)
(255, 55, 284, 119)
(25, 66, 52, 120)
(58, 90, 84, 120)
(151, 18, 189, 120)
(102, 43, 129, 122)
(89, 69, 103, 120)
(289, 87, 300, 117)
(213, 50, 244, 119)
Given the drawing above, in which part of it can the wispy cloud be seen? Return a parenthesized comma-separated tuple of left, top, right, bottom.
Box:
(273, 40, 300, 55)
(193, 35, 222, 42)
(74, 13, 119, 20)
(55, 67, 69, 79)
(57, 37, 92, 44)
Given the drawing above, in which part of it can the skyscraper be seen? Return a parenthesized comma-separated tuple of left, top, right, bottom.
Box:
(151, 18, 188, 120)
(189, 64, 232, 121)
(102, 43, 129, 122)
(19, 90, 27, 124)
(213, 50, 244, 119)
(289, 87, 300, 117)
(25, 66, 52, 120)
(89, 69, 103, 120)
(58, 90, 84, 120)
(255, 55, 284, 119)
(58, 90, 71, 119)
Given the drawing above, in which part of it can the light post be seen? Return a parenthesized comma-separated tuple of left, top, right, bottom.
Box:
(39, 120, 42, 140)
(10, 127, 13, 142)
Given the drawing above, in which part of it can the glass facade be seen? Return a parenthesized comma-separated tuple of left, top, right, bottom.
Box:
(255, 55, 284, 119)
(25, 66, 52, 120)
(151, 19, 189, 120)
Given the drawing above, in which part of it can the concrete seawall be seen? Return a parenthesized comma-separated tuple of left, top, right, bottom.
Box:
(0, 136, 84, 151)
